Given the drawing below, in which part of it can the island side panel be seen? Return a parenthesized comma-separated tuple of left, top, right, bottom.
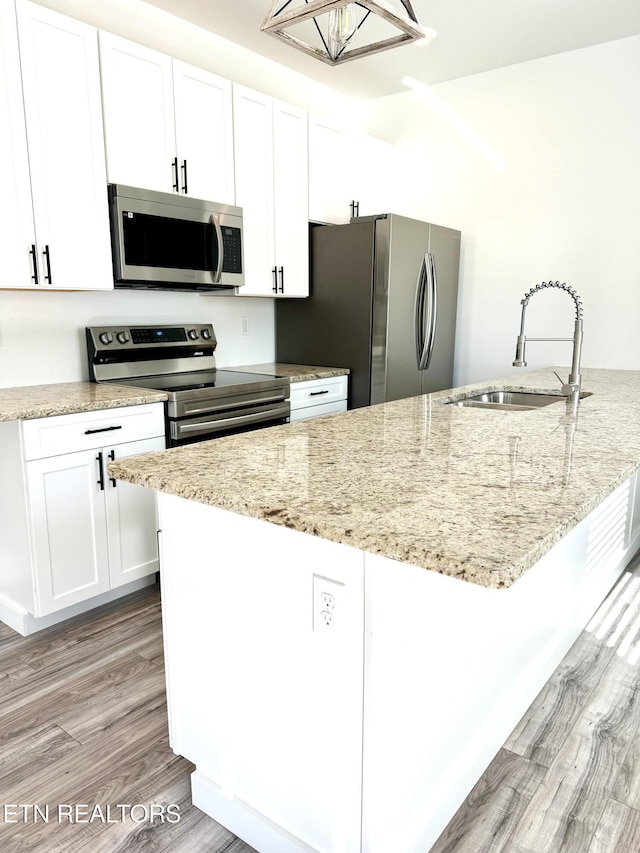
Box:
(361, 474, 640, 853)
(157, 494, 365, 853)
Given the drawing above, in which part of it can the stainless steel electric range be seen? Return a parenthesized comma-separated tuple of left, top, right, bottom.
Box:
(86, 324, 290, 447)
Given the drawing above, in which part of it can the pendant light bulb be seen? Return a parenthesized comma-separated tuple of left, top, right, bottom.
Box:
(327, 3, 358, 61)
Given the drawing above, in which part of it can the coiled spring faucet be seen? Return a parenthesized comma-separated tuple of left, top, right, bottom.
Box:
(513, 281, 584, 410)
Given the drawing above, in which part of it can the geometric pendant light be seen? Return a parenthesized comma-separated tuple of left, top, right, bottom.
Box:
(261, 0, 427, 66)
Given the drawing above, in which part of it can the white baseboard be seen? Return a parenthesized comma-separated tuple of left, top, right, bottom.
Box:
(191, 771, 316, 853)
(0, 576, 156, 636)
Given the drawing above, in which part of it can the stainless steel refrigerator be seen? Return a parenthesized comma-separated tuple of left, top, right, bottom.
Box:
(275, 214, 461, 409)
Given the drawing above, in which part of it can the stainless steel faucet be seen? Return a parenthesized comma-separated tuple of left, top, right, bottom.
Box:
(513, 281, 584, 410)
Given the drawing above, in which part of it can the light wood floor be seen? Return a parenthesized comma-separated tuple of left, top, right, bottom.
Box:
(1, 552, 640, 852)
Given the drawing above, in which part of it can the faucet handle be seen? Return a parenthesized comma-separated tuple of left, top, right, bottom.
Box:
(553, 370, 565, 387)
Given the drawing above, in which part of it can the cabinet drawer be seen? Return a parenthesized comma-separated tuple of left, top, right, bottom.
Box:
(290, 376, 348, 410)
(290, 400, 347, 422)
(21, 404, 165, 460)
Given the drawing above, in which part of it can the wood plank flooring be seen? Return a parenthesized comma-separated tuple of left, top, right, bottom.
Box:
(432, 547, 640, 852)
(0, 587, 256, 853)
(1, 552, 640, 852)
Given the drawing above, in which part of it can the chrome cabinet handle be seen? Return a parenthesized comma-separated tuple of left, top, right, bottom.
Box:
(181, 159, 188, 194)
(43, 245, 52, 284)
(210, 213, 223, 283)
(29, 245, 39, 284)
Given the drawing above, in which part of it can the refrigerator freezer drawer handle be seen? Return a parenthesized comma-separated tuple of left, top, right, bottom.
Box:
(414, 253, 428, 368)
(420, 252, 438, 370)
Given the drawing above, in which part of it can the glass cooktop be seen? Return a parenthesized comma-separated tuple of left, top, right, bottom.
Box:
(114, 369, 284, 394)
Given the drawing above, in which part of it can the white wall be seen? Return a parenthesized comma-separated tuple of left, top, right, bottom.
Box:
(0, 291, 274, 386)
(367, 36, 640, 387)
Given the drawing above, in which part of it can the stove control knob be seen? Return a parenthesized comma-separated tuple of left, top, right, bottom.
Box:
(116, 331, 130, 344)
(187, 329, 199, 340)
(99, 332, 114, 345)
(201, 328, 212, 340)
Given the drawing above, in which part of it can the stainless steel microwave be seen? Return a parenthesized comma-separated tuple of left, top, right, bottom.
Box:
(108, 184, 244, 291)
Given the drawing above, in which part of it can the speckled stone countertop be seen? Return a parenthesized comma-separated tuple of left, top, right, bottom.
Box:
(0, 382, 167, 421)
(109, 367, 640, 590)
(225, 363, 350, 383)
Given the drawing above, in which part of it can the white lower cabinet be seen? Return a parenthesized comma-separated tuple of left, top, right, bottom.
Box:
(289, 375, 348, 422)
(0, 404, 164, 629)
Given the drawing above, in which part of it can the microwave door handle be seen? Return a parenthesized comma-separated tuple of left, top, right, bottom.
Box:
(210, 213, 224, 284)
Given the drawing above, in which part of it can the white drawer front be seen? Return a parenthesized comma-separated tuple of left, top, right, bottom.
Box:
(22, 404, 166, 460)
(290, 400, 348, 422)
(290, 376, 348, 410)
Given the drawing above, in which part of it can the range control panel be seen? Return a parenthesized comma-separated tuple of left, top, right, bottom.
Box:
(87, 324, 216, 350)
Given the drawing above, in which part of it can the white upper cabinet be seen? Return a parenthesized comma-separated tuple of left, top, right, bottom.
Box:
(308, 114, 356, 225)
(233, 85, 276, 296)
(99, 34, 235, 203)
(173, 61, 235, 203)
(272, 99, 309, 297)
(0, 0, 36, 287)
(353, 132, 397, 217)
(309, 113, 399, 224)
(99, 33, 176, 193)
(0, 0, 112, 290)
(233, 84, 309, 298)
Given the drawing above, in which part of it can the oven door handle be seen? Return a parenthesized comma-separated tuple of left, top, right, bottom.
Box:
(176, 393, 288, 418)
(210, 213, 224, 284)
(172, 403, 290, 438)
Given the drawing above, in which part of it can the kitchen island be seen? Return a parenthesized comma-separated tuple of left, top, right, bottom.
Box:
(110, 367, 640, 853)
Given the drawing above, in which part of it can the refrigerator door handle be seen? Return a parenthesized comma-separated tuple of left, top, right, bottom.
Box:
(420, 252, 438, 370)
(414, 253, 428, 368)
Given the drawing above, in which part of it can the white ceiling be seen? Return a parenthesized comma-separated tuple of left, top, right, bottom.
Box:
(141, 0, 640, 99)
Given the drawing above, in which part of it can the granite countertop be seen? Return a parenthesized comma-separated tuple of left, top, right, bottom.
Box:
(108, 367, 640, 590)
(224, 363, 350, 383)
(0, 382, 167, 422)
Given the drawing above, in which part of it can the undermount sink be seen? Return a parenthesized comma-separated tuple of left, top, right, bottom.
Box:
(448, 391, 566, 411)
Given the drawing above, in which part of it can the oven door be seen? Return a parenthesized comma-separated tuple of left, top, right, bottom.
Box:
(110, 185, 244, 289)
(169, 401, 291, 446)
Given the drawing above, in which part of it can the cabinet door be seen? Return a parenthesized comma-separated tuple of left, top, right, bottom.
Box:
(308, 114, 356, 225)
(0, 0, 37, 288)
(273, 99, 309, 297)
(290, 400, 347, 422)
(105, 437, 164, 589)
(173, 61, 234, 203)
(17, 3, 112, 290)
(353, 133, 397, 217)
(99, 32, 176, 193)
(26, 449, 110, 617)
(233, 84, 276, 297)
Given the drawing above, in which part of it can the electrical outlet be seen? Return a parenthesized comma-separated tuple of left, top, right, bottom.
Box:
(240, 316, 250, 336)
(313, 574, 344, 631)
